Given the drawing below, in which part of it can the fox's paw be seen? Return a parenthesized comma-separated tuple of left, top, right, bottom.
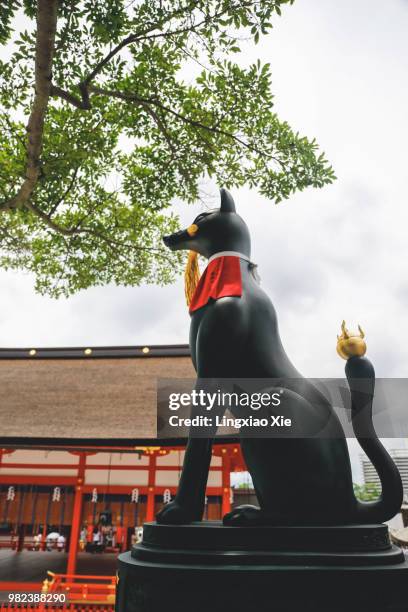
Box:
(223, 504, 264, 526)
(156, 501, 200, 525)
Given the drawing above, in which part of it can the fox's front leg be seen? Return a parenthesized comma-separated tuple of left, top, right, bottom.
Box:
(156, 436, 213, 524)
(157, 299, 247, 525)
(157, 376, 227, 524)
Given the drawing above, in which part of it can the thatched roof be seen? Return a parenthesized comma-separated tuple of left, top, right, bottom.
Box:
(0, 345, 195, 444)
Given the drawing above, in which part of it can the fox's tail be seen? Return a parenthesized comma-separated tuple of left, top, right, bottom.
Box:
(345, 355, 403, 523)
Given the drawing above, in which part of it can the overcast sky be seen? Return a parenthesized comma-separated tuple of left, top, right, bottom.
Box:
(2, 0, 408, 481)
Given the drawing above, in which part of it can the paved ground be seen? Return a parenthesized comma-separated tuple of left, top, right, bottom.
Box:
(0, 550, 117, 582)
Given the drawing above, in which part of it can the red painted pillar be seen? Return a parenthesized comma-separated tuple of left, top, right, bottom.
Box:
(41, 494, 51, 550)
(67, 453, 86, 575)
(86, 519, 94, 543)
(41, 522, 47, 551)
(67, 481, 83, 575)
(145, 455, 156, 522)
(125, 526, 130, 551)
(122, 518, 129, 551)
(221, 450, 231, 516)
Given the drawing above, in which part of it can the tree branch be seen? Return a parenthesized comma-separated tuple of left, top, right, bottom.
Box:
(79, 1, 207, 88)
(0, 0, 59, 211)
(49, 1, 252, 113)
(48, 165, 80, 216)
(49, 84, 90, 109)
(88, 85, 284, 166)
(24, 200, 79, 235)
(141, 102, 178, 155)
(25, 200, 171, 259)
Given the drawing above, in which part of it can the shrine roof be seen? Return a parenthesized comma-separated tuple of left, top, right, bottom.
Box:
(0, 344, 195, 445)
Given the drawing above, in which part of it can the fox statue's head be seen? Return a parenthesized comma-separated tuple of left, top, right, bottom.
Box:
(162, 188, 251, 259)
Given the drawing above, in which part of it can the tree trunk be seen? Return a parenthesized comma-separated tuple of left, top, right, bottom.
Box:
(4, 0, 58, 210)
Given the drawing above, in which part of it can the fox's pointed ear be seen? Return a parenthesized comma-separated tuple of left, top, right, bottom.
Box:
(220, 188, 236, 213)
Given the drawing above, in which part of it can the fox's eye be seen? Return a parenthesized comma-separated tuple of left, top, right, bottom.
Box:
(187, 224, 199, 236)
(193, 212, 210, 224)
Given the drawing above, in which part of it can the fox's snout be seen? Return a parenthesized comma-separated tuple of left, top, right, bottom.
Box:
(162, 229, 190, 251)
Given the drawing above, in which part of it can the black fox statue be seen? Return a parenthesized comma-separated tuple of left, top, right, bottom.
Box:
(157, 188, 402, 527)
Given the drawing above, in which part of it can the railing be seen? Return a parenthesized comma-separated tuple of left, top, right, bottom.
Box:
(0, 538, 66, 552)
(0, 572, 117, 610)
(42, 572, 116, 605)
(0, 539, 17, 550)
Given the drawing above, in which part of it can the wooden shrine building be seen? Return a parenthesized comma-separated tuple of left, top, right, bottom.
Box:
(0, 345, 246, 585)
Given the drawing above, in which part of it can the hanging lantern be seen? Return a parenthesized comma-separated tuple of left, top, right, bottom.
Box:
(131, 488, 139, 503)
(6, 486, 15, 501)
(91, 488, 98, 503)
(163, 489, 171, 504)
(52, 487, 61, 502)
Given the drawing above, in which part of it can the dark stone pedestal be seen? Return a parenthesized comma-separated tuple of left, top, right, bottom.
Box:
(116, 521, 408, 612)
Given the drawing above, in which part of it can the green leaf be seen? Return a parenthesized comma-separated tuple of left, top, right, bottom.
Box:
(0, 0, 336, 297)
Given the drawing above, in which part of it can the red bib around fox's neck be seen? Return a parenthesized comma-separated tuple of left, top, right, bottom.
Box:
(188, 255, 242, 314)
